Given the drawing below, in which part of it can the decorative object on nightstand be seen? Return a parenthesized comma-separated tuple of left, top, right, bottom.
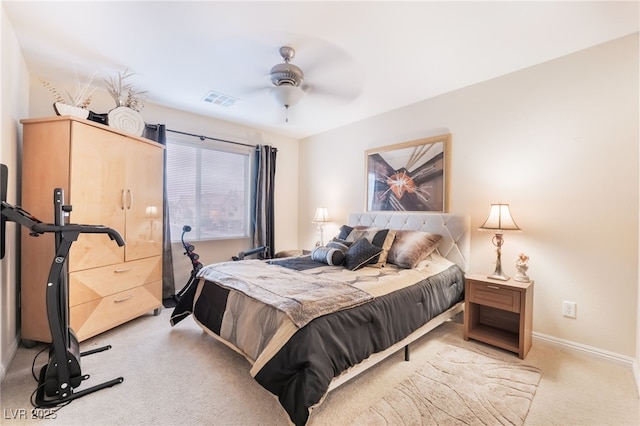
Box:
(514, 253, 531, 282)
(479, 203, 520, 281)
(464, 274, 534, 359)
(312, 207, 330, 246)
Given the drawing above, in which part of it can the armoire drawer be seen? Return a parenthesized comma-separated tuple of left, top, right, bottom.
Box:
(70, 280, 162, 341)
(69, 256, 161, 307)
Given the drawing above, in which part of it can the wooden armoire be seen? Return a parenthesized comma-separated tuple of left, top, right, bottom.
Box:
(20, 116, 164, 344)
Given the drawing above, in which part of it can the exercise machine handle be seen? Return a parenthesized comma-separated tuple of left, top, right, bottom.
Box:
(1, 201, 125, 246)
(32, 223, 125, 246)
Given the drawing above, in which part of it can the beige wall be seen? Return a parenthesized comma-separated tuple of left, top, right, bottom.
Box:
(300, 34, 640, 358)
(0, 5, 29, 379)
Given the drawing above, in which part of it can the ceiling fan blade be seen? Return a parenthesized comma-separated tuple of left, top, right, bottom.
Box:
(297, 45, 363, 103)
(304, 80, 362, 104)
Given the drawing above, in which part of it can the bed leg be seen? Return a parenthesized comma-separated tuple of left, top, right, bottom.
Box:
(404, 345, 410, 361)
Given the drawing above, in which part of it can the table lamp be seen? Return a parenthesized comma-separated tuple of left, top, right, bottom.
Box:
(312, 207, 330, 246)
(479, 203, 520, 281)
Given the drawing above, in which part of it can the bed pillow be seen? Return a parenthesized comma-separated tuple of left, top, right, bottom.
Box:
(387, 230, 443, 269)
(311, 245, 346, 266)
(345, 227, 396, 267)
(344, 238, 383, 271)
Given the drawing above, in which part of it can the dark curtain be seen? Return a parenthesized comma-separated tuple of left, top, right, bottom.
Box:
(143, 124, 176, 299)
(253, 145, 277, 258)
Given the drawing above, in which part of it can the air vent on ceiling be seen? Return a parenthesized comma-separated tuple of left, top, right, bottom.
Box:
(202, 91, 239, 107)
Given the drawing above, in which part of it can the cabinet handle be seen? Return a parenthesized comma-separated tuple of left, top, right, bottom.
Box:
(113, 268, 132, 273)
(121, 190, 126, 210)
(114, 294, 133, 303)
(487, 285, 501, 290)
(126, 189, 133, 209)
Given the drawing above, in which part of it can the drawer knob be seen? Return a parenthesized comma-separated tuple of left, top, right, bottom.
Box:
(113, 268, 132, 273)
(487, 285, 501, 290)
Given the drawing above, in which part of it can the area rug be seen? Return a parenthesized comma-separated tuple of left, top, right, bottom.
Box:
(350, 344, 543, 426)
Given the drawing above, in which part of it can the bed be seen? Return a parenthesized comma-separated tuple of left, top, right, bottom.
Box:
(170, 212, 470, 425)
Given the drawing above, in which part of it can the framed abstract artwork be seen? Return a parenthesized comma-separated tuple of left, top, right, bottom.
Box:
(365, 134, 451, 212)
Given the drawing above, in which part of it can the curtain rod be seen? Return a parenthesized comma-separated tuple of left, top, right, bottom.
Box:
(166, 128, 256, 148)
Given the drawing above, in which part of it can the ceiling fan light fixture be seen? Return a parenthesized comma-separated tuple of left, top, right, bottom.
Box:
(271, 84, 305, 108)
(269, 46, 306, 122)
(270, 63, 304, 87)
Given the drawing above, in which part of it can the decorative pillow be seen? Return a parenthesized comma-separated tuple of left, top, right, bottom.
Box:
(387, 230, 443, 269)
(375, 229, 396, 267)
(311, 245, 345, 266)
(345, 227, 396, 267)
(344, 238, 383, 271)
(336, 225, 354, 240)
(327, 238, 351, 253)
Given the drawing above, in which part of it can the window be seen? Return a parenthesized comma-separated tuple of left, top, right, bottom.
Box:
(166, 134, 252, 242)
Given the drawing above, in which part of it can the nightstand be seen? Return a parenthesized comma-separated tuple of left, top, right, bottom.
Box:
(464, 274, 534, 359)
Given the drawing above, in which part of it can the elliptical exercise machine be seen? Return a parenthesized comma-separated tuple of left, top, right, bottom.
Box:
(1, 188, 125, 407)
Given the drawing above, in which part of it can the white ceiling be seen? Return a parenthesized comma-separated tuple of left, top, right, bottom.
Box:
(3, 1, 639, 139)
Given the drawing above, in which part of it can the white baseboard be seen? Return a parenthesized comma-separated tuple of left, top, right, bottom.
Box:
(533, 332, 639, 396)
(533, 331, 635, 366)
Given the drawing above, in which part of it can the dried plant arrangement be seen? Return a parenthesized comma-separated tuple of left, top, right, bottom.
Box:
(104, 69, 147, 111)
(40, 71, 96, 108)
(40, 80, 65, 104)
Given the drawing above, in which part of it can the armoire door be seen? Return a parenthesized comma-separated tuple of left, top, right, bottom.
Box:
(68, 121, 127, 271)
(124, 139, 164, 261)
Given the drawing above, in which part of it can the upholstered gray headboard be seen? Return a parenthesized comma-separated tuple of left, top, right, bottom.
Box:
(348, 212, 470, 272)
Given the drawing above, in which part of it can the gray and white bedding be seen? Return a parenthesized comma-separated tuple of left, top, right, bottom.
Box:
(170, 251, 464, 426)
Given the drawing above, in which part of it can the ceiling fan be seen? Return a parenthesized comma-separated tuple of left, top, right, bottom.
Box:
(269, 46, 306, 122)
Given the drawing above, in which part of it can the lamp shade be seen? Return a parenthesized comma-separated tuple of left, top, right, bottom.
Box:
(271, 84, 305, 107)
(479, 204, 520, 231)
(312, 207, 330, 223)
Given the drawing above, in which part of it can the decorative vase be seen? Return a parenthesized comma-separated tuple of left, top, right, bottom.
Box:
(107, 106, 145, 136)
(53, 102, 89, 120)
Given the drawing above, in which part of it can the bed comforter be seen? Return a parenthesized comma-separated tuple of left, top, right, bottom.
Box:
(171, 254, 465, 426)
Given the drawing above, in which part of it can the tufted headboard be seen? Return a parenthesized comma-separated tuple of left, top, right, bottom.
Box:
(347, 212, 470, 272)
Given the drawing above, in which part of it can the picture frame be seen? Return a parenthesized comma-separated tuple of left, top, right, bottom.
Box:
(365, 134, 451, 212)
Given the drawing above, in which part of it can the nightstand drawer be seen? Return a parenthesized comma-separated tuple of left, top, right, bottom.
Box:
(469, 281, 521, 313)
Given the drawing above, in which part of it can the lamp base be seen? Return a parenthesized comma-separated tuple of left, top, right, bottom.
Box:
(487, 273, 510, 281)
(488, 234, 509, 281)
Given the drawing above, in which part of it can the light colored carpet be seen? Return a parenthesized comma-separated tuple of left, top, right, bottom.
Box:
(350, 344, 542, 425)
(0, 308, 638, 425)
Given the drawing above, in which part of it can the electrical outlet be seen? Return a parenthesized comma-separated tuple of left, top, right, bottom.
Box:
(562, 301, 576, 318)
